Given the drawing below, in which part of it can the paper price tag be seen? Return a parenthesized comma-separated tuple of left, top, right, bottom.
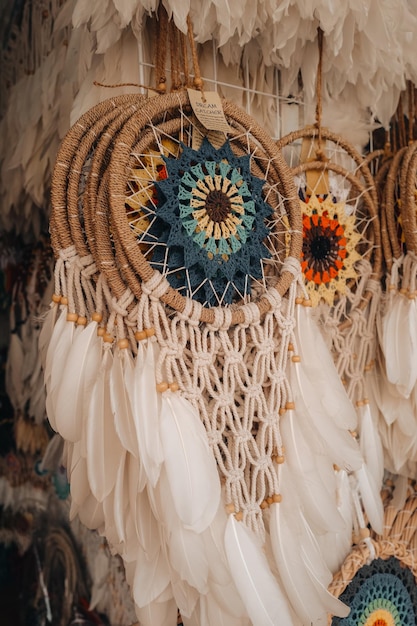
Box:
(187, 88, 232, 134)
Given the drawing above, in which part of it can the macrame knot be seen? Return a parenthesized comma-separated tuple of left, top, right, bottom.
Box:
(59, 245, 77, 262)
(216, 392, 234, 408)
(263, 286, 282, 310)
(256, 455, 272, 471)
(256, 338, 275, 356)
(229, 468, 245, 484)
(235, 429, 252, 445)
(205, 429, 223, 446)
(207, 306, 233, 332)
(79, 254, 97, 278)
(141, 270, 170, 300)
(195, 352, 213, 367)
(282, 255, 301, 278)
(111, 289, 134, 317)
(240, 302, 260, 328)
(225, 351, 242, 366)
(177, 298, 202, 327)
(246, 382, 263, 399)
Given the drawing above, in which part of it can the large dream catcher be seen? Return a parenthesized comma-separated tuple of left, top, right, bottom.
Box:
(42, 12, 365, 626)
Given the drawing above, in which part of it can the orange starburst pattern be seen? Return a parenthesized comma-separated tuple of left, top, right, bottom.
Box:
(300, 193, 361, 306)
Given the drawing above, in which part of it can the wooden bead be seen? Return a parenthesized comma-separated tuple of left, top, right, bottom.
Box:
(60, 296, 68, 305)
(145, 327, 155, 338)
(291, 355, 301, 363)
(118, 338, 129, 350)
(272, 493, 282, 503)
(135, 330, 147, 341)
(287, 342, 294, 351)
(66, 313, 78, 322)
(279, 407, 286, 416)
(234, 511, 243, 522)
(169, 382, 179, 392)
(225, 503, 235, 515)
(156, 382, 169, 393)
(103, 333, 114, 343)
(275, 455, 285, 464)
(302, 299, 313, 307)
(97, 327, 105, 337)
(359, 527, 370, 539)
(356, 400, 364, 407)
(295, 297, 303, 305)
(260, 500, 268, 510)
(285, 401, 295, 410)
(92, 312, 103, 323)
(194, 77, 204, 89)
(77, 316, 87, 326)
(51, 294, 61, 303)
(266, 496, 273, 505)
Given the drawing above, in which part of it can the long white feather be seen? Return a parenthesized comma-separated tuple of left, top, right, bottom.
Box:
(270, 488, 349, 624)
(290, 358, 362, 472)
(355, 463, 384, 535)
(86, 348, 124, 501)
(201, 595, 251, 626)
(129, 339, 163, 486)
(110, 347, 139, 457)
(357, 402, 384, 492)
(134, 487, 161, 560)
(76, 491, 105, 529)
(131, 543, 171, 608)
(224, 514, 294, 626)
(167, 523, 209, 594)
(55, 319, 101, 442)
(160, 390, 221, 532)
(45, 316, 77, 430)
(280, 408, 346, 534)
(134, 597, 178, 626)
(295, 304, 358, 430)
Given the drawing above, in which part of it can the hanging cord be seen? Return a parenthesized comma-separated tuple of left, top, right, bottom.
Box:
(314, 27, 325, 160)
(397, 92, 407, 148)
(155, 3, 169, 93)
(187, 14, 204, 94)
(169, 19, 182, 90)
(408, 80, 415, 144)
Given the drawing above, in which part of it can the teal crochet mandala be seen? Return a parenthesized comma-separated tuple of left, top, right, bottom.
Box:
(147, 138, 272, 306)
(331, 557, 417, 626)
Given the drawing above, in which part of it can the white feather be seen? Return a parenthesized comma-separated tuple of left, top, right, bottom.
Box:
(86, 348, 124, 501)
(134, 597, 178, 626)
(355, 463, 384, 535)
(134, 486, 161, 560)
(224, 514, 294, 626)
(55, 320, 101, 442)
(39, 433, 64, 473)
(280, 408, 346, 534)
(129, 339, 163, 487)
(160, 390, 221, 532)
(357, 402, 384, 492)
(110, 347, 140, 457)
(132, 543, 171, 608)
(76, 491, 105, 529)
(295, 303, 358, 430)
(270, 481, 349, 624)
(168, 523, 209, 594)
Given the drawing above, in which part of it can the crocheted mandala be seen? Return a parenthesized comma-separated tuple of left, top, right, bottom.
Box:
(139, 138, 272, 306)
(300, 193, 361, 306)
(332, 557, 417, 626)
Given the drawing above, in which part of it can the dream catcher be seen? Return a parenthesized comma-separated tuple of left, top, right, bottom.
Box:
(372, 87, 417, 492)
(43, 11, 362, 626)
(329, 485, 417, 626)
(277, 29, 385, 544)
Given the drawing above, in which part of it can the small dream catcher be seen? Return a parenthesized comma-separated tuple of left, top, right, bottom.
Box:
(43, 11, 363, 626)
(329, 486, 417, 626)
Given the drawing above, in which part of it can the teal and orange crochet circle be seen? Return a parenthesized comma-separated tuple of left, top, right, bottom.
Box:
(332, 557, 417, 626)
(147, 138, 272, 306)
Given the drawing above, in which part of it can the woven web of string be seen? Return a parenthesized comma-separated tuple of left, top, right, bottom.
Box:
(139, 278, 298, 536)
(125, 105, 290, 308)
